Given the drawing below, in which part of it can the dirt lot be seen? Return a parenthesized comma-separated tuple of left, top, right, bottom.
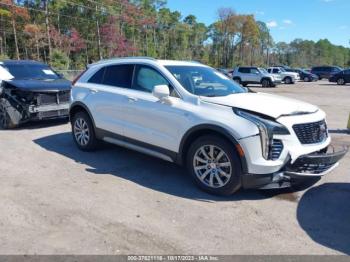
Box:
(0, 80, 349, 255)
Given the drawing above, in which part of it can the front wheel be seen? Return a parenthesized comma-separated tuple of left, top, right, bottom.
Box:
(304, 76, 310, 82)
(261, 79, 270, 87)
(284, 77, 293, 84)
(72, 111, 98, 151)
(186, 136, 242, 196)
(337, 78, 345, 85)
(0, 98, 17, 129)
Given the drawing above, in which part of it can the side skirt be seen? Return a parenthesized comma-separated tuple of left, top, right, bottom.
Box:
(95, 128, 179, 164)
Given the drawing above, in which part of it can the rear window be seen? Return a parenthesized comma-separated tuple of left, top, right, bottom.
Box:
(89, 64, 134, 88)
(238, 68, 250, 73)
(88, 68, 105, 84)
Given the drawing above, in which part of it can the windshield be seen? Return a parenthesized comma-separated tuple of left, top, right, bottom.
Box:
(3, 64, 60, 80)
(165, 66, 247, 97)
(279, 68, 286, 72)
(259, 68, 268, 74)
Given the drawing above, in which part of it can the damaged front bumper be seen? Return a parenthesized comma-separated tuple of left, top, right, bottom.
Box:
(242, 144, 348, 189)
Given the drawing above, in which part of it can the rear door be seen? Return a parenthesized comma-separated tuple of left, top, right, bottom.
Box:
(83, 64, 134, 136)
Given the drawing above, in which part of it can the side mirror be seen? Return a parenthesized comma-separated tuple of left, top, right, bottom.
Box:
(153, 85, 170, 100)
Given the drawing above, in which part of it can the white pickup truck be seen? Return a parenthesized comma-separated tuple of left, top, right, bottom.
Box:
(267, 67, 300, 84)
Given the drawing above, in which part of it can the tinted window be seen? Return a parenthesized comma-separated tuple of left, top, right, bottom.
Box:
(3, 63, 60, 80)
(272, 69, 279, 73)
(88, 68, 105, 84)
(102, 64, 134, 88)
(238, 68, 250, 73)
(133, 65, 170, 93)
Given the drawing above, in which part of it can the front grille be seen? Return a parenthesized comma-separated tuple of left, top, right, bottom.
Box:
(293, 120, 328, 144)
(269, 139, 283, 160)
(37, 91, 70, 105)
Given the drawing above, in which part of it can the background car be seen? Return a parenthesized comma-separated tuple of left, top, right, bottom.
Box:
(285, 68, 318, 82)
(216, 68, 233, 78)
(0, 60, 71, 129)
(267, 67, 300, 84)
(232, 66, 281, 87)
(311, 66, 342, 80)
(329, 68, 350, 85)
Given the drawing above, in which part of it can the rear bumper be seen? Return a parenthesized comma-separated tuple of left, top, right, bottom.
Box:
(242, 145, 348, 189)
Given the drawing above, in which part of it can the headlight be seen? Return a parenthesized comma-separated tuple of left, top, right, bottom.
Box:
(234, 109, 290, 160)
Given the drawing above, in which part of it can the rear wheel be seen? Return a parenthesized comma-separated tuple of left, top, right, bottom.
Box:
(0, 98, 17, 129)
(72, 111, 98, 151)
(304, 76, 310, 82)
(186, 136, 242, 196)
(337, 78, 345, 85)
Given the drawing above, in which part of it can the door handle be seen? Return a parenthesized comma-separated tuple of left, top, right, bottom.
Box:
(128, 97, 138, 102)
(90, 88, 98, 94)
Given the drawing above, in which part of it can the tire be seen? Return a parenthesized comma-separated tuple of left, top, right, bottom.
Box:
(233, 78, 241, 85)
(337, 78, 345, 85)
(284, 77, 293, 84)
(304, 76, 310, 82)
(261, 78, 270, 87)
(186, 135, 242, 196)
(71, 111, 98, 151)
(0, 98, 17, 129)
(242, 83, 248, 87)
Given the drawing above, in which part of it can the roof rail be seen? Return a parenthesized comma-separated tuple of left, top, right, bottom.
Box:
(88, 56, 157, 67)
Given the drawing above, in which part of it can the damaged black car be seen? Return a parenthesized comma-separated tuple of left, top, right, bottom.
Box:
(0, 60, 71, 129)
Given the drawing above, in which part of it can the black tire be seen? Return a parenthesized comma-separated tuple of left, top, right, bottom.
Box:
(233, 78, 241, 85)
(261, 78, 270, 87)
(0, 98, 17, 129)
(186, 135, 242, 196)
(337, 78, 345, 85)
(71, 111, 98, 151)
(284, 76, 293, 84)
(242, 83, 248, 87)
(304, 76, 310, 82)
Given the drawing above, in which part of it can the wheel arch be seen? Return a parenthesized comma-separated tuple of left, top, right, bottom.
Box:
(178, 124, 248, 173)
(69, 102, 96, 128)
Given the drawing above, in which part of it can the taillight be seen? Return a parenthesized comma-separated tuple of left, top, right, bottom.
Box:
(72, 70, 86, 86)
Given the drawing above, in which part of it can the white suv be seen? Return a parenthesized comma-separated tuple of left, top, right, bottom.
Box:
(267, 67, 300, 84)
(70, 57, 347, 195)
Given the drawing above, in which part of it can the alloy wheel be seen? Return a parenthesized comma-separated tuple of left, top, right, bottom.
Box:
(193, 145, 232, 188)
(74, 118, 90, 146)
(337, 78, 345, 85)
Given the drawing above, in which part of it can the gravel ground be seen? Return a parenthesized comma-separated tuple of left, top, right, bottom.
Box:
(0, 80, 349, 255)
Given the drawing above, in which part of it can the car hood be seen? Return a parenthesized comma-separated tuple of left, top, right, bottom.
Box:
(3, 78, 71, 92)
(201, 92, 318, 119)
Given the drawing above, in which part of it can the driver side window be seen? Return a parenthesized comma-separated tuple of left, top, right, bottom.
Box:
(132, 65, 178, 97)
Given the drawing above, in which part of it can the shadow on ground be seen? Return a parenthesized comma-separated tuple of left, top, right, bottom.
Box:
(33, 132, 298, 202)
(297, 183, 350, 255)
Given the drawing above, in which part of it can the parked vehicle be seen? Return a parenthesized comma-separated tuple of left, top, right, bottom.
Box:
(311, 66, 342, 80)
(285, 68, 318, 82)
(329, 69, 350, 85)
(267, 67, 300, 84)
(0, 60, 71, 129)
(69, 58, 347, 195)
(232, 66, 282, 87)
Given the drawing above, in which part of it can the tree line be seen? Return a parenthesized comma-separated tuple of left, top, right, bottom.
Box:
(0, 0, 349, 70)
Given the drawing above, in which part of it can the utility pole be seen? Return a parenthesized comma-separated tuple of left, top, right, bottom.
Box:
(95, 4, 102, 60)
